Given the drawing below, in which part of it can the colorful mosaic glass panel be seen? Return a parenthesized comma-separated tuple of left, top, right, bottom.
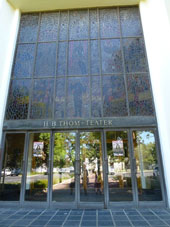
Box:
(69, 10, 88, 40)
(91, 76, 102, 117)
(91, 40, 100, 75)
(103, 75, 127, 117)
(35, 43, 56, 77)
(59, 12, 68, 40)
(100, 8, 120, 38)
(55, 78, 65, 118)
(127, 74, 154, 116)
(123, 38, 147, 73)
(19, 14, 39, 43)
(120, 7, 142, 37)
(31, 79, 54, 119)
(101, 39, 123, 74)
(57, 42, 67, 76)
(13, 44, 35, 78)
(39, 12, 59, 42)
(68, 41, 88, 75)
(90, 9, 98, 39)
(6, 79, 31, 119)
(67, 77, 90, 118)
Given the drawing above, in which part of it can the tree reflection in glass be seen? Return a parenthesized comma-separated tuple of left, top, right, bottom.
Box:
(52, 133, 76, 202)
(67, 77, 90, 118)
(80, 132, 104, 202)
(106, 131, 133, 201)
(133, 131, 162, 201)
(25, 133, 50, 201)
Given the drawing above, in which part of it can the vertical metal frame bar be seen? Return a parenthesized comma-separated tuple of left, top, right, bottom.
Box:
(28, 13, 41, 119)
(88, 9, 92, 118)
(76, 131, 80, 207)
(47, 131, 53, 207)
(65, 11, 70, 118)
(53, 12, 61, 119)
(153, 128, 167, 205)
(49, 131, 54, 207)
(0, 132, 6, 179)
(102, 130, 109, 208)
(20, 132, 29, 206)
(128, 129, 139, 207)
(97, 8, 103, 117)
(118, 7, 130, 116)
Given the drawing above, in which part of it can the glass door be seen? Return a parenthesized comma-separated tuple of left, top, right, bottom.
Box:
(132, 130, 163, 202)
(52, 132, 76, 205)
(0, 133, 26, 201)
(24, 132, 50, 202)
(79, 132, 104, 204)
(105, 131, 134, 205)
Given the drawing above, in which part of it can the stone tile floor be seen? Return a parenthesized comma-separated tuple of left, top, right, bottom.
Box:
(0, 208, 170, 227)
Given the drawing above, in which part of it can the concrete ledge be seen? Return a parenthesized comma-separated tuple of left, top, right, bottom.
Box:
(7, 0, 140, 12)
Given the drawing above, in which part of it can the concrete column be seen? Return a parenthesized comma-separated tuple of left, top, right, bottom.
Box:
(140, 0, 170, 207)
(0, 0, 20, 149)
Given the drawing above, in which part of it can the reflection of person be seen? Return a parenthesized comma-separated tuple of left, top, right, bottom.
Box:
(71, 82, 85, 117)
(95, 172, 102, 194)
(82, 164, 88, 195)
(70, 178, 75, 195)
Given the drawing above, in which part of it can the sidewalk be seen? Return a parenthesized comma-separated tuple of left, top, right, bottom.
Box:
(0, 207, 170, 227)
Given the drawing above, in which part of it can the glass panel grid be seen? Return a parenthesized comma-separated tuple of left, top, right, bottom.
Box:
(6, 7, 154, 120)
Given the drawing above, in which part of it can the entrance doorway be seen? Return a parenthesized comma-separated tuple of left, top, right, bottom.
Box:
(0, 129, 165, 208)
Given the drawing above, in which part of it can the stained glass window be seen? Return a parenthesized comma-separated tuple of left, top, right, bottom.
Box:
(67, 77, 90, 118)
(13, 44, 35, 78)
(6, 7, 154, 120)
(6, 80, 31, 119)
(127, 74, 154, 115)
(31, 79, 54, 119)
(103, 75, 127, 117)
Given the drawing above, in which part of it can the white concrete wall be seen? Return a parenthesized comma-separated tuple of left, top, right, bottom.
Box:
(0, 0, 20, 149)
(140, 0, 170, 207)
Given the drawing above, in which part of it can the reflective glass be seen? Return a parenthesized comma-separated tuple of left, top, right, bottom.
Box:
(91, 76, 102, 117)
(52, 133, 76, 202)
(39, 12, 59, 42)
(123, 38, 147, 73)
(59, 12, 68, 40)
(35, 43, 56, 77)
(127, 74, 154, 116)
(31, 79, 54, 119)
(91, 40, 100, 75)
(19, 14, 39, 43)
(68, 41, 88, 75)
(90, 9, 98, 39)
(103, 75, 127, 117)
(67, 77, 90, 118)
(120, 7, 142, 37)
(25, 133, 50, 201)
(101, 39, 123, 74)
(57, 42, 67, 76)
(69, 10, 88, 40)
(100, 8, 120, 38)
(106, 131, 133, 201)
(0, 134, 25, 201)
(80, 132, 104, 202)
(133, 130, 162, 201)
(55, 78, 65, 118)
(6, 79, 31, 120)
(13, 44, 35, 78)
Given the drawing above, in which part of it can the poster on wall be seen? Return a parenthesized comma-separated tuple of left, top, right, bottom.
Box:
(112, 138, 124, 156)
(33, 142, 44, 157)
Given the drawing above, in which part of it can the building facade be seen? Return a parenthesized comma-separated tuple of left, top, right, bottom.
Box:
(0, 0, 170, 208)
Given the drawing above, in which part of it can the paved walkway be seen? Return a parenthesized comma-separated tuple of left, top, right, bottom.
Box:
(0, 208, 170, 227)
